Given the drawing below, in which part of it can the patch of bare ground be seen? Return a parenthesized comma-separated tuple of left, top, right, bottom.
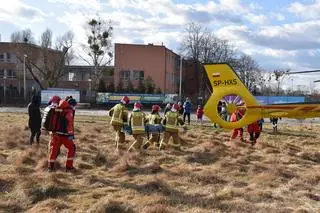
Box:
(1, 113, 319, 212)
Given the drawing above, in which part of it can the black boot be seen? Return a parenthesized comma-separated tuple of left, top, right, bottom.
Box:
(142, 142, 151, 149)
(36, 137, 40, 145)
(47, 162, 56, 172)
(29, 135, 34, 145)
(66, 167, 76, 172)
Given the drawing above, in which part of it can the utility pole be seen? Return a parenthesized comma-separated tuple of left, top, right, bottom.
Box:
(179, 56, 182, 101)
(88, 78, 92, 103)
(23, 54, 28, 101)
(3, 76, 6, 104)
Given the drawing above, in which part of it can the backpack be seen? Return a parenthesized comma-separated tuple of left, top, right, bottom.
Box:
(41, 106, 63, 132)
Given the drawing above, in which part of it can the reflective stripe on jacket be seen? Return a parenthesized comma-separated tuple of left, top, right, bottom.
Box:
(130, 111, 146, 134)
(109, 103, 128, 126)
(148, 113, 162, 125)
(163, 111, 183, 133)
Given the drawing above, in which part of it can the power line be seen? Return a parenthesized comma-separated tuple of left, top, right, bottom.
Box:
(289, 70, 320, 74)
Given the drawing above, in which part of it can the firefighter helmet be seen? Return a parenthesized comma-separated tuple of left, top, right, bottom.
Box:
(171, 103, 180, 112)
(134, 102, 142, 110)
(121, 96, 130, 105)
(48, 96, 61, 105)
(152, 105, 160, 111)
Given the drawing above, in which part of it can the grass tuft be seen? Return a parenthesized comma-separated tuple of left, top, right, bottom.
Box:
(26, 184, 76, 204)
(93, 151, 107, 166)
(88, 200, 135, 213)
(142, 204, 174, 213)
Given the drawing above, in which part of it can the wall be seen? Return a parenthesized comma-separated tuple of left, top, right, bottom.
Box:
(115, 43, 180, 93)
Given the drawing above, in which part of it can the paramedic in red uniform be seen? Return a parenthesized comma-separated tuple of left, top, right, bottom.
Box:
(247, 120, 261, 146)
(229, 108, 245, 142)
(48, 99, 76, 172)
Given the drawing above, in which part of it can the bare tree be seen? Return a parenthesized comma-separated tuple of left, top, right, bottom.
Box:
(55, 31, 75, 66)
(180, 22, 237, 102)
(10, 29, 35, 44)
(233, 54, 262, 92)
(181, 22, 235, 63)
(10, 29, 43, 88)
(271, 68, 290, 95)
(38, 30, 74, 87)
(41, 28, 52, 48)
(81, 15, 113, 90)
(201, 33, 235, 63)
(10, 29, 74, 89)
(180, 22, 205, 62)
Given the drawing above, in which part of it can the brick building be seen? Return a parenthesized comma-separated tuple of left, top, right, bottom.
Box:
(0, 42, 64, 104)
(62, 65, 113, 102)
(1, 41, 207, 104)
(182, 59, 211, 105)
(114, 43, 182, 94)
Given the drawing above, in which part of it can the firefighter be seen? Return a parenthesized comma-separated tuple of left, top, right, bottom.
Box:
(27, 95, 42, 145)
(229, 108, 245, 142)
(143, 104, 162, 149)
(128, 102, 148, 151)
(108, 96, 130, 149)
(247, 120, 261, 146)
(159, 103, 185, 150)
(48, 98, 76, 172)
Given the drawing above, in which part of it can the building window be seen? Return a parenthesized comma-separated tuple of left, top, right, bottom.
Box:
(6, 53, 15, 63)
(7, 69, 16, 79)
(133, 70, 144, 80)
(122, 80, 129, 88)
(0, 53, 4, 61)
(69, 72, 75, 81)
(120, 70, 130, 80)
(0, 69, 4, 78)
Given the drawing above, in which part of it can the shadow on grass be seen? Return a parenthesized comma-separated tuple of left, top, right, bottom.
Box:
(88, 199, 135, 213)
(0, 203, 24, 213)
(118, 163, 163, 177)
(119, 179, 229, 210)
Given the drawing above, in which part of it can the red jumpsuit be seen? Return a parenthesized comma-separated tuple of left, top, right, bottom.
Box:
(196, 108, 204, 120)
(230, 112, 244, 141)
(247, 121, 261, 145)
(48, 100, 75, 171)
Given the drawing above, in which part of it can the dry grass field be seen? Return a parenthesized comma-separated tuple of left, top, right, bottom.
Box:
(0, 112, 319, 213)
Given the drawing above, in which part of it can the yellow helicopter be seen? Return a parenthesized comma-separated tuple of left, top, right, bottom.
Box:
(203, 63, 320, 129)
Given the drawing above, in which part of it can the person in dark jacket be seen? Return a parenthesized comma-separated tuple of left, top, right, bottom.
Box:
(183, 97, 192, 125)
(27, 95, 42, 145)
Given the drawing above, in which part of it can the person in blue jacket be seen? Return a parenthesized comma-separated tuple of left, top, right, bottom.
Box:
(183, 97, 192, 125)
(258, 118, 264, 131)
